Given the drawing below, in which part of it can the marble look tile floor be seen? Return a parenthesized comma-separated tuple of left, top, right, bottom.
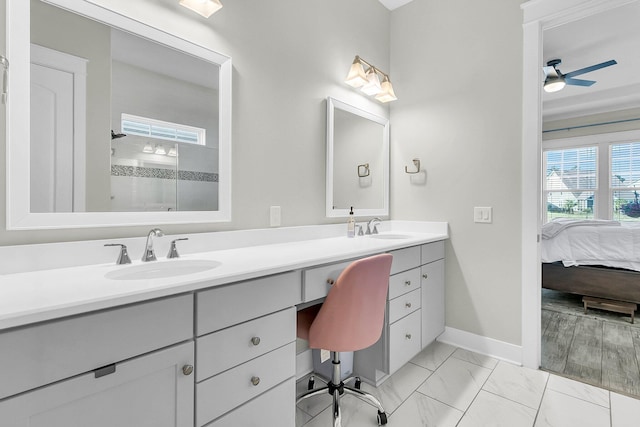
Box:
(296, 342, 640, 427)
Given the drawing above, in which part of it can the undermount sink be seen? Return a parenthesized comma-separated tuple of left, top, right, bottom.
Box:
(105, 259, 221, 280)
(368, 233, 412, 240)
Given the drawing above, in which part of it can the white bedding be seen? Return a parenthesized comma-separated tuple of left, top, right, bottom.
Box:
(541, 219, 640, 272)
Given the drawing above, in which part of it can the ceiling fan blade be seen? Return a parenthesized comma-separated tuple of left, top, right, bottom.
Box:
(564, 60, 617, 78)
(564, 77, 596, 87)
(542, 66, 558, 78)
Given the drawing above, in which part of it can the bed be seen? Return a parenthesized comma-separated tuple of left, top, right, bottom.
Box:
(541, 219, 640, 304)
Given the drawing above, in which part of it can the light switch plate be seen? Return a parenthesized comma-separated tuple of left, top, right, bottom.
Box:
(474, 207, 492, 223)
(270, 206, 281, 227)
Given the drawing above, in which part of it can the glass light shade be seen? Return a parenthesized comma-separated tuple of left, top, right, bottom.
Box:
(155, 145, 167, 155)
(179, 0, 223, 18)
(544, 76, 565, 93)
(345, 58, 367, 88)
(142, 143, 154, 153)
(360, 69, 382, 95)
(375, 77, 397, 102)
(167, 147, 177, 157)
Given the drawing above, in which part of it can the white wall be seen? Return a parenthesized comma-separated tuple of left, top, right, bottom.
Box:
(0, 0, 390, 244)
(389, 0, 524, 345)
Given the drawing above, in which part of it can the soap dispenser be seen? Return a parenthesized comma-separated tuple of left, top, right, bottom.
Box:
(347, 206, 356, 238)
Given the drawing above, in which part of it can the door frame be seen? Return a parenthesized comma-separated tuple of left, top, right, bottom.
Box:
(521, 0, 639, 369)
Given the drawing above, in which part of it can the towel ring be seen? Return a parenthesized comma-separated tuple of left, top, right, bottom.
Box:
(405, 158, 420, 174)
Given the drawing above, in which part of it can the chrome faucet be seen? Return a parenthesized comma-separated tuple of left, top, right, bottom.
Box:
(142, 228, 164, 262)
(366, 218, 382, 235)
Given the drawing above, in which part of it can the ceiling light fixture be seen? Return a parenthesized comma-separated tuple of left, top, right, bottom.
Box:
(543, 75, 566, 93)
(179, 0, 223, 18)
(344, 56, 397, 102)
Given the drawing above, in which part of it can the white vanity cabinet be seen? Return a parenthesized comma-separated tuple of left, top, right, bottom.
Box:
(195, 271, 301, 427)
(0, 295, 195, 427)
(421, 241, 445, 347)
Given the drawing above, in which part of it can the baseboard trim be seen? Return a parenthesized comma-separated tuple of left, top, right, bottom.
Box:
(437, 327, 523, 366)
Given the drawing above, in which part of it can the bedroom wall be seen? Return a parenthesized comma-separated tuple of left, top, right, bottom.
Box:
(543, 107, 640, 140)
(389, 0, 525, 346)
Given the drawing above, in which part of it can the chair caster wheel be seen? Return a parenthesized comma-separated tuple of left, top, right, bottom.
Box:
(377, 411, 388, 425)
(354, 377, 362, 389)
(307, 376, 315, 390)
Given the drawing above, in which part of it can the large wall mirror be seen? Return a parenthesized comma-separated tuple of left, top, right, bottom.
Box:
(5, 0, 231, 229)
(326, 97, 389, 218)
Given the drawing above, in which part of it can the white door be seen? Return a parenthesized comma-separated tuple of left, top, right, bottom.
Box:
(0, 342, 195, 427)
(30, 63, 74, 212)
(30, 44, 87, 212)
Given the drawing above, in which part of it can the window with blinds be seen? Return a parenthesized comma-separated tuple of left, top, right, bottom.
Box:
(121, 113, 205, 145)
(611, 142, 640, 221)
(544, 146, 597, 222)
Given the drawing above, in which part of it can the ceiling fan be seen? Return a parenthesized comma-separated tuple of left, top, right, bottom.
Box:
(543, 58, 617, 93)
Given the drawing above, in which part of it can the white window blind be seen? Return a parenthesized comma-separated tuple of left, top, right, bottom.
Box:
(121, 113, 205, 145)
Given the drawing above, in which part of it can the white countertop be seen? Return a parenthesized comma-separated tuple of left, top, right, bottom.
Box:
(0, 222, 447, 330)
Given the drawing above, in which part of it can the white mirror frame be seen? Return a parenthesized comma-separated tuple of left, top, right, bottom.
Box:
(326, 97, 389, 218)
(520, 0, 635, 368)
(5, 0, 232, 229)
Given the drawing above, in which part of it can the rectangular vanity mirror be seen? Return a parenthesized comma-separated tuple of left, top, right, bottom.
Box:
(5, 0, 231, 229)
(326, 97, 389, 218)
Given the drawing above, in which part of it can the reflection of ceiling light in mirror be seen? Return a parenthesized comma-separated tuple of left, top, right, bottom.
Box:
(179, 0, 223, 18)
(167, 147, 177, 157)
(143, 143, 154, 153)
(155, 145, 167, 155)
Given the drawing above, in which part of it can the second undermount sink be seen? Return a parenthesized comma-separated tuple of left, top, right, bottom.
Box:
(368, 233, 412, 240)
(105, 259, 221, 280)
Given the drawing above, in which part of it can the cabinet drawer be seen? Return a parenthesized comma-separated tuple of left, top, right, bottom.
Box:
(421, 240, 445, 265)
(389, 246, 421, 275)
(302, 260, 352, 302)
(388, 310, 421, 374)
(197, 271, 301, 336)
(0, 295, 193, 400)
(388, 288, 421, 324)
(204, 377, 295, 427)
(388, 267, 420, 299)
(196, 308, 295, 382)
(196, 342, 295, 426)
(0, 341, 194, 427)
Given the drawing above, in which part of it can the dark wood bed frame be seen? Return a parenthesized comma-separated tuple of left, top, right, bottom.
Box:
(542, 262, 640, 305)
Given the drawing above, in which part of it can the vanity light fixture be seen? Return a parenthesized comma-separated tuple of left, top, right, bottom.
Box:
(344, 56, 397, 103)
(143, 142, 154, 154)
(155, 145, 167, 155)
(179, 0, 223, 18)
(167, 147, 177, 157)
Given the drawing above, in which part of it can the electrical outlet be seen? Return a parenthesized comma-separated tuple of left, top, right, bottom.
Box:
(474, 207, 492, 223)
(270, 206, 281, 227)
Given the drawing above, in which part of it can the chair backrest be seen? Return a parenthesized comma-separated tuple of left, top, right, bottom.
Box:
(308, 253, 393, 352)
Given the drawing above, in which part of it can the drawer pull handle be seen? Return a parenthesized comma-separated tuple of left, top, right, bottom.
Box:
(405, 302, 412, 308)
(422, 274, 428, 279)
(405, 280, 411, 286)
(327, 279, 335, 285)
(182, 365, 194, 376)
(251, 336, 261, 346)
(405, 333, 412, 340)
(251, 376, 261, 386)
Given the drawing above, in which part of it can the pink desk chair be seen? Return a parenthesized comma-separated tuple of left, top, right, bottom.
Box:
(297, 253, 393, 426)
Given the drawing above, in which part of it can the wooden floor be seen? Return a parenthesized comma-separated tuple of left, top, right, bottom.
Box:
(541, 308, 640, 397)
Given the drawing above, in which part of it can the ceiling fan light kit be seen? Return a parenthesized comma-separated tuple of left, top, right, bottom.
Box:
(543, 58, 617, 93)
